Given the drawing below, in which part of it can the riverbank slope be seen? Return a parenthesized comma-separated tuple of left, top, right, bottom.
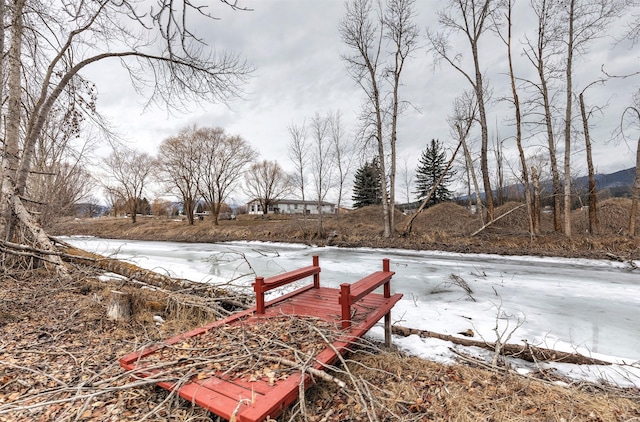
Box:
(52, 200, 640, 261)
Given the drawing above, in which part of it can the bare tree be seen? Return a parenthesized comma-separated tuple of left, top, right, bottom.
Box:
(340, 0, 418, 238)
(560, 0, 625, 236)
(340, 0, 390, 237)
(24, 89, 101, 226)
(579, 89, 600, 235)
(329, 111, 355, 227)
(156, 126, 202, 225)
(398, 154, 414, 207)
(494, 132, 506, 206)
(309, 113, 333, 235)
(428, 0, 498, 220)
(522, 0, 564, 233)
(244, 160, 292, 216)
(0, 0, 252, 268)
(34, 164, 96, 224)
(562, 0, 577, 237)
(449, 91, 483, 220)
(288, 121, 310, 216)
(384, 0, 419, 232)
(620, 97, 640, 235)
(497, 0, 535, 234)
(103, 148, 154, 223)
(198, 128, 257, 225)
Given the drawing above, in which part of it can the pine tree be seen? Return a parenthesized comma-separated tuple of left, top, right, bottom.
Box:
(352, 159, 382, 208)
(414, 139, 454, 206)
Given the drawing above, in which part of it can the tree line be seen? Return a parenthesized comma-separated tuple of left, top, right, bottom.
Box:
(339, 0, 640, 237)
(101, 125, 292, 226)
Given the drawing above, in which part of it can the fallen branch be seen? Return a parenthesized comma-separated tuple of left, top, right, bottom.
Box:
(51, 236, 250, 311)
(605, 253, 639, 270)
(261, 355, 346, 388)
(391, 325, 611, 366)
(470, 204, 526, 237)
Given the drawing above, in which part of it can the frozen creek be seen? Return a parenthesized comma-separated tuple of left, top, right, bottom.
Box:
(62, 237, 640, 386)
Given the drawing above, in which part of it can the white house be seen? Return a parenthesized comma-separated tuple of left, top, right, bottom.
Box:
(246, 199, 336, 215)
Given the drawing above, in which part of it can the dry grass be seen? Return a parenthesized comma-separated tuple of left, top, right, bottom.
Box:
(283, 351, 640, 421)
(52, 199, 640, 260)
(573, 198, 640, 236)
(409, 202, 480, 239)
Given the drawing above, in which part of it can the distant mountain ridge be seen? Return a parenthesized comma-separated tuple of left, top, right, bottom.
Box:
(451, 167, 636, 203)
(523, 167, 636, 198)
(577, 167, 636, 191)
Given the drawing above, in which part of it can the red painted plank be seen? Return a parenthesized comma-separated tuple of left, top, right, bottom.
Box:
(237, 373, 308, 421)
(194, 376, 267, 400)
(177, 380, 245, 420)
(261, 265, 321, 291)
(345, 271, 395, 302)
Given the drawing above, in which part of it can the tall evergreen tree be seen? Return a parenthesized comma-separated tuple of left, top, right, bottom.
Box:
(414, 139, 454, 206)
(352, 159, 382, 208)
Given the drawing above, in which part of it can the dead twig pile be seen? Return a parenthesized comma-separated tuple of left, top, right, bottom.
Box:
(133, 315, 344, 386)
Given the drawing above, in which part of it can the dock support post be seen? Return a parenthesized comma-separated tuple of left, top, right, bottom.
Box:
(383, 258, 391, 298)
(313, 255, 320, 288)
(384, 312, 391, 348)
(383, 258, 391, 347)
(340, 283, 351, 329)
(254, 276, 265, 314)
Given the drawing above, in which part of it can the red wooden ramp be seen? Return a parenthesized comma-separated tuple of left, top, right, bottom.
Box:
(119, 256, 402, 422)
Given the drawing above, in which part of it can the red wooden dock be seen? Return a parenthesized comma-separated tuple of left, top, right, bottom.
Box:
(119, 256, 402, 422)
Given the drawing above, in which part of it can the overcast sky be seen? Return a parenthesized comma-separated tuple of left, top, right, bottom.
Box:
(86, 0, 639, 201)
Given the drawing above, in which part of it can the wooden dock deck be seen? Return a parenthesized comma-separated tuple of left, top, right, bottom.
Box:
(119, 257, 402, 422)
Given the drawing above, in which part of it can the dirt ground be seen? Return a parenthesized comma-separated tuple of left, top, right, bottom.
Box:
(1, 200, 638, 421)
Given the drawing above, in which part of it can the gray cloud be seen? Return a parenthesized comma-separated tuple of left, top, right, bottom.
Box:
(87, 0, 639, 198)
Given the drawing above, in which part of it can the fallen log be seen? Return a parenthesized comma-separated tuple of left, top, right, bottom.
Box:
(391, 325, 611, 366)
(605, 252, 639, 270)
(51, 236, 251, 311)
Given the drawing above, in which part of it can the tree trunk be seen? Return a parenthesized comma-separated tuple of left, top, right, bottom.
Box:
(4, 186, 70, 276)
(495, 134, 505, 206)
(107, 290, 132, 321)
(212, 201, 221, 226)
(531, 166, 541, 234)
(534, 4, 562, 233)
(580, 93, 598, 235)
(630, 137, 640, 236)
(473, 42, 494, 221)
(505, 2, 534, 235)
(2, 0, 26, 242)
(0, 0, 66, 275)
(460, 127, 484, 223)
(563, 0, 576, 237)
(54, 239, 249, 309)
(0, 0, 6, 236)
(183, 198, 195, 225)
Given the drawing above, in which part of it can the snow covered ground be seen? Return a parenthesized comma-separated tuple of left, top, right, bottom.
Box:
(62, 236, 640, 388)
